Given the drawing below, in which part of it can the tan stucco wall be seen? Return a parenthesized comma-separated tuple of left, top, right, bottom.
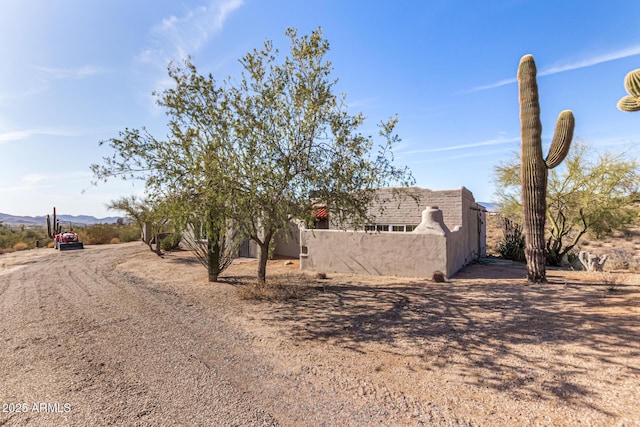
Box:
(302, 204, 473, 278)
(300, 229, 456, 278)
(273, 222, 301, 258)
(356, 186, 486, 262)
(300, 192, 486, 279)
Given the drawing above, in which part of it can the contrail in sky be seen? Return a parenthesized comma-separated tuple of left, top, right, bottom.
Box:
(465, 45, 640, 93)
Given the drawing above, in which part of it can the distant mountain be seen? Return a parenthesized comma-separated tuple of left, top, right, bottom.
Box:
(478, 202, 498, 212)
(0, 212, 125, 226)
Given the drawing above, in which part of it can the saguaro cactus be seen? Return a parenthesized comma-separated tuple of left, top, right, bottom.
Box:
(617, 69, 640, 112)
(518, 54, 575, 283)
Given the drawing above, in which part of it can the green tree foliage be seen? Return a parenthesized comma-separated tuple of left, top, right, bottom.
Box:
(107, 196, 153, 231)
(92, 27, 412, 284)
(222, 28, 413, 283)
(494, 140, 640, 266)
(106, 196, 172, 255)
(95, 60, 239, 277)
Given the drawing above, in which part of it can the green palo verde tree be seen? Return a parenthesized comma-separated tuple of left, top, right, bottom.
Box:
(517, 54, 574, 283)
(494, 140, 640, 267)
(93, 27, 413, 285)
(224, 27, 413, 284)
(617, 69, 640, 112)
(93, 60, 240, 281)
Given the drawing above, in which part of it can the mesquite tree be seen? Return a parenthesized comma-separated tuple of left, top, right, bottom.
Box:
(518, 54, 574, 283)
(617, 69, 640, 112)
(93, 27, 413, 285)
(93, 61, 239, 281)
(225, 28, 413, 284)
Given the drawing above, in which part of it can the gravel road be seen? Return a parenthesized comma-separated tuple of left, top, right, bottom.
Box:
(2, 243, 639, 426)
(0, 244, 290, 426)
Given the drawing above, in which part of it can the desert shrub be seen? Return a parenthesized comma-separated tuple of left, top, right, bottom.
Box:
(116, 224, 141, 242)
(110, 237, 121, 244)
(13, 242, 28, 251)
(0, 226, 48, 250)
(496, 217, 526, 262)
(47, 242, 55, 248)
(160, 232, 182, 251)
(606, 247, 634, 270)
(77, 224, 118, 245)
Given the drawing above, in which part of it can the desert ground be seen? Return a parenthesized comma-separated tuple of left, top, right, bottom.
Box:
(0, 239, 639, 426)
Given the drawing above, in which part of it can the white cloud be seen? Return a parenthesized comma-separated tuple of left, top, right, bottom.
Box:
(539, 45, 640, 77)
(0, 85, 48, 103)
(139, 0, 244, 67)
(465, 45, 640, 93)
(0, 127, 87, 144)
(134, 0, 244, 113)
(0, 171, 93, 194)
(401, 136, 519, 155)
(33, 65, 109, 80)
(20, 173, 46, 185)
(464, 77, 517, 93)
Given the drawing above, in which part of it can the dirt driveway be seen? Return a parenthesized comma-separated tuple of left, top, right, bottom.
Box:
(1, 242, 639, 426)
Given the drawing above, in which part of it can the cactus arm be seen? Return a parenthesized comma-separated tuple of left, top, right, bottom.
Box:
(617, 69, 640, 112)
(617, 96, 640, 112)
(545, 110, 575, 169)
(624, 69, 640, 97)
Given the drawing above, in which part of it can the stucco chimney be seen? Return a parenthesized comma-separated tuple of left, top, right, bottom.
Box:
(412, 206, 450, 236)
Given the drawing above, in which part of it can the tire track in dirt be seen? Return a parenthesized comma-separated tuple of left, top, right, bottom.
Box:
(0, 244, 278, 426)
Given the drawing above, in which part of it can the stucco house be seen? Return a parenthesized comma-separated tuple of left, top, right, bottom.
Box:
(280, 186, 486, 279)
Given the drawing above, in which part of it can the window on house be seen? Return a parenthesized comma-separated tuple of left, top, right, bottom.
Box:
(365, 224, 418, 232)
(314, 218, 329, 229)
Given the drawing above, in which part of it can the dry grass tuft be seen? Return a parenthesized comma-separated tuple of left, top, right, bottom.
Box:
(110, 237, 121, 244)
(13, 242, 28, 251)
(237, 273, 318, 301)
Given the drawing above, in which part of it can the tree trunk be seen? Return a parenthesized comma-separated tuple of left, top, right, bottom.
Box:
(256, 232, 274, 285)
(207, 236, 220, 282)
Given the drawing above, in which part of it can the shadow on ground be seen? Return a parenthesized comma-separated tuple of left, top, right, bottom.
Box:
(254, 261, 640, 416)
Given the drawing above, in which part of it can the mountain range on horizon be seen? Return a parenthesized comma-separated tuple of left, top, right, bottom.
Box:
(0, 212, 124, 226)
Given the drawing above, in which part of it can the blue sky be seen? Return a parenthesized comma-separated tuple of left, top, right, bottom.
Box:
(1, 1, 639, 217)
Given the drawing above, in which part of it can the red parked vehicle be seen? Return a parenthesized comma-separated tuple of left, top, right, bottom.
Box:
(47, 207, 84, 251)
